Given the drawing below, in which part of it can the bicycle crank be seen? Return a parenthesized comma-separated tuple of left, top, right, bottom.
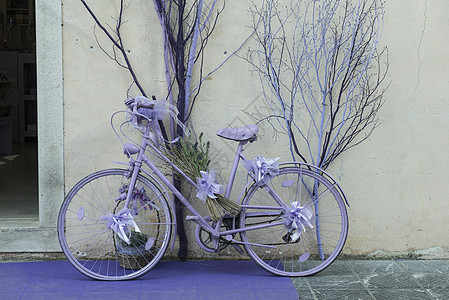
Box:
(193, 216, 244, 254)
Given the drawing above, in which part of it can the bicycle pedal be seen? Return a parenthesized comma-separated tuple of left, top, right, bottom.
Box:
(224, 235, 246, 255)
(186, 215, 199, 221)
(230, 244, 245, 255)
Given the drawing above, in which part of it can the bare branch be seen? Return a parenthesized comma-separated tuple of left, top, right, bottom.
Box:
(245, 0, 388, 170)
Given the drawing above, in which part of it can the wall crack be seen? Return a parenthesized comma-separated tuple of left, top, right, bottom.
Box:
(414, 0, 428, 97)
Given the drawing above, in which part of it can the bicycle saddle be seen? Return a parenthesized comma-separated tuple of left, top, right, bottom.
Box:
(216, 124, 258, 141)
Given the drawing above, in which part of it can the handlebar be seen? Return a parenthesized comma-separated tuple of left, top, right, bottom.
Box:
(123, 94, 190, 137)
(125, 96, 156, 110)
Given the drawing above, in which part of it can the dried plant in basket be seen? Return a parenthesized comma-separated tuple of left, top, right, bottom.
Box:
(165, 133, 240, 221)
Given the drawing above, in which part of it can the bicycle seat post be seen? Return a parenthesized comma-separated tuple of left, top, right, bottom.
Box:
(224, 141, 245, 199)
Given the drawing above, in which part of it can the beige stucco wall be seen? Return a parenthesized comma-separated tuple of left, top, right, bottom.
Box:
(337, 0, 449, 258)
(62, 0, 449, 258)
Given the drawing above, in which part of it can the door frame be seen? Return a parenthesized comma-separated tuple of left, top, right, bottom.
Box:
(0, 0, 64, 252)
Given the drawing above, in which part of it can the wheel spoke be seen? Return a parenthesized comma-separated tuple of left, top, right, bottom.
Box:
(58, 169, 172, 280)
(240, 167, 348, 276)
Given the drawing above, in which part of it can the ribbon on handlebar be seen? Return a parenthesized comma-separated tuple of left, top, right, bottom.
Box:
(126, 96, 190, 144)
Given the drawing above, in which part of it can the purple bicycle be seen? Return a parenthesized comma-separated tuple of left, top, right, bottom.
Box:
(58, 96, 348, 280)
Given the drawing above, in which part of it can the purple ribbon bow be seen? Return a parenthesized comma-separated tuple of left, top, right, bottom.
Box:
(101, 208, 141, 244)
(243, 155, 280, 184)
(126, 96, 190, 144)
(196, 170, 224, 203)
(282, 202, 314, 242)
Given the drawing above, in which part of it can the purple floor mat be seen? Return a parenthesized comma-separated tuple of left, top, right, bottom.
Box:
(0, 260, 298, 299)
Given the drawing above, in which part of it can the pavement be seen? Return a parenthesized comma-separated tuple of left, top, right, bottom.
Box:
(292, 259, 449, 299)
(0, 259, 448, 299)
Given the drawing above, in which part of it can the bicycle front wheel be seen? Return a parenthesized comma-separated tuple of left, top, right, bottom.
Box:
(240, 167, 348, 276)
(58, 169, 172, 280)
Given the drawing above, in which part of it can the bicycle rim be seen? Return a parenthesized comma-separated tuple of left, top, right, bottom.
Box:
(240, 167, 348, 276)
(58, 169, 172, 280)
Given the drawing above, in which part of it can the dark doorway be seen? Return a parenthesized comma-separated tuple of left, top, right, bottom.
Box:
(0, 0, 37, 220)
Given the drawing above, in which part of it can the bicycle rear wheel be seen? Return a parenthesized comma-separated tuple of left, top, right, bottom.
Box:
(58, 169, 172, 280)
(240, 167, 348, 276)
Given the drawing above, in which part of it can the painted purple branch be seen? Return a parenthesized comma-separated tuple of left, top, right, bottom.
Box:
(80, 0, 121, 48)
(93, 25, 128, 69)
(320, 1, 383, 165)
(80, 0, 171, 143)
(190, 27, 254, 96)
(80, 0, 147, 97)
(152, 0, 189, 262)
(248, 0, 387, 170)
(311, 0, 383, 167)
(185, 0, 231, 120)
(199, 0, 218, 32)
(282, 3, 318, 162)
(255, 1, 299, 161)
(154, 0, 176, 140)
(184, 0, 205, 118)
(152, 0, 230, 262)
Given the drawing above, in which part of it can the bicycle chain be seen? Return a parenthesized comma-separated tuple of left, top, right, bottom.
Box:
(243, 215, 300, 246)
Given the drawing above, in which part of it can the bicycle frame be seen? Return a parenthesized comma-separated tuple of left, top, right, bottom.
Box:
(57, 99, 349, 280)
(120, 119, 286, 250)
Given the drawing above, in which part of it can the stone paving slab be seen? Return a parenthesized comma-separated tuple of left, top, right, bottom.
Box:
(291, 260, 449, 300)
(1, 259, 449, 299)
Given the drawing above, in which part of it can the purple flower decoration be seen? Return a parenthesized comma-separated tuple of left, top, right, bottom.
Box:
(100, 208, 141, 244)
(282, 202, 314, 242)
(243, 155, 280, 184)
(116, 185, 154, 215)
(195, 170, 224, 203)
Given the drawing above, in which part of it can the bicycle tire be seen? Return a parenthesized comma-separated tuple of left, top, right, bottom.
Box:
(58, 169, 172, 280)
(240, 167, 348, 276)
